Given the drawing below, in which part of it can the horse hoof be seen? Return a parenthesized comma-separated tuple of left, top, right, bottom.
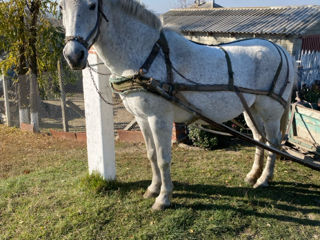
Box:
(152, 202, 170, 211)
(143, 190, 159, 199)
(253, 180, 269, 189)
(244, 176, 256, 185)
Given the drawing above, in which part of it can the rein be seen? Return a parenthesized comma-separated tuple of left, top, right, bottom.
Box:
(65, 0, 109, 50)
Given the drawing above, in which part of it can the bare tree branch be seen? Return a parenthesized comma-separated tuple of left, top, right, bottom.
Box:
(175, 0, 194, 9)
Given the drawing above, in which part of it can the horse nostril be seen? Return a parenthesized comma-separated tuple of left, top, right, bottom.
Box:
(79, 50, 85, 60)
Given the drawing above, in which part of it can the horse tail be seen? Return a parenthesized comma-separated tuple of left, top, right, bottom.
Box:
(280, 57, 298, 140)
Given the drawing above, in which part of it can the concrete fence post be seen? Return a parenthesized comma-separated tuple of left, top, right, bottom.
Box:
(2, 72, 11, 127)
(82, 48, 116, 180)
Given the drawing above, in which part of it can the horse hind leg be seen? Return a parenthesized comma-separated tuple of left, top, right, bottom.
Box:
(254, 119, 282, 188)
(135, 117, 161, 199)
(243, 111, 265, 185)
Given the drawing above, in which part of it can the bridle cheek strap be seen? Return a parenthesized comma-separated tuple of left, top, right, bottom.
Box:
(65, 0, 108, 50)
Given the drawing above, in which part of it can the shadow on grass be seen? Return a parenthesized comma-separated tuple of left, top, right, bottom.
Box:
(81, 171, 320, 226)
(173, 181, 320, 206)
(172, 202, 320, 226)
(93, 178, 320, 226)
(170, 181, 320, 226)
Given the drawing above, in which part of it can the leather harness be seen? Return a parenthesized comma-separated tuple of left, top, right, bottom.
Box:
(110, 33, 289, 109)
(110, 32, 290, 141)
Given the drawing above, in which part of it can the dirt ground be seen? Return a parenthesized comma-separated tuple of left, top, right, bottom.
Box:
(0, 124, 85, 179)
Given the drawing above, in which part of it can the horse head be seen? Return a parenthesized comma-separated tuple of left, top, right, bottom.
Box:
(60, 0, 109, 70)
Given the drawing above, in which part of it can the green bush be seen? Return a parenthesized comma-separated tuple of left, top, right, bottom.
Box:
(300, 84, 320, 104)
(188, 125, 219, 150)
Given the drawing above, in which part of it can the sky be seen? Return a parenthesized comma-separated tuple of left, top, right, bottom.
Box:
(141, 0, 320, 14)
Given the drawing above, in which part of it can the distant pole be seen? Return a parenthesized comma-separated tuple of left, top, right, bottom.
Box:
(57, 59, 69, 132)
(2, 71, 11, 127)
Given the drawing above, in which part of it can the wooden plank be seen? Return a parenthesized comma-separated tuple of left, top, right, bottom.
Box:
(58, 59, 69, 132)
(124, 119, 137, 131)
(296, 105, 320, 119)
(282, 146, 320, 171)
(66, 100, 85, 118)
(289, 104, 320, 152)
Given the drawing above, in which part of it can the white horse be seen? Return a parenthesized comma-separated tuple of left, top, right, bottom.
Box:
(60, 0, 295, 210)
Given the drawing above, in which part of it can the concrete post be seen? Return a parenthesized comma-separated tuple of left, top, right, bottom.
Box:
(82, 49, 116, 180)
(2, 72, 11, 127)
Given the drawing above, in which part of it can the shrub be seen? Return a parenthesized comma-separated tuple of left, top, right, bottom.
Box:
(188, 125, 220, 150)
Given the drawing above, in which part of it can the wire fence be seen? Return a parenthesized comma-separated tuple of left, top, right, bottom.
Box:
(0, 67, 138, 133)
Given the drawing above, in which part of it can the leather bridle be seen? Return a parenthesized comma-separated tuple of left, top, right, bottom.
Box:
(65, 0, 109, 50)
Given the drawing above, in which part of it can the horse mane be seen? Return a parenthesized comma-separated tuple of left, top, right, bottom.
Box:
(114, 0, 162, 30)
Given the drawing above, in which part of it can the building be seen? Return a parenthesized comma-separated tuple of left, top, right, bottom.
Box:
(162, 5, 320, 59)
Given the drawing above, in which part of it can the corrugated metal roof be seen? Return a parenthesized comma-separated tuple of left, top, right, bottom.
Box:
(162, 5, 320, 35)
(302, 35, 320, 51)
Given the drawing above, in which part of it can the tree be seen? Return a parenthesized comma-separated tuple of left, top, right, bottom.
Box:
(0, 0, 65, 130)
(175, 0, 194, 8)
(27, 0, 41, 131)
(0, 1, 30, 124)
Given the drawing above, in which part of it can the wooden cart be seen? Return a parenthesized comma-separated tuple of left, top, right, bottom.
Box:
(284, 103, 320, 170)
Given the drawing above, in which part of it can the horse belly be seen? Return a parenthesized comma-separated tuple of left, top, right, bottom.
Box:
(178, 91, 256, 123)
(121, 91, 255, 124)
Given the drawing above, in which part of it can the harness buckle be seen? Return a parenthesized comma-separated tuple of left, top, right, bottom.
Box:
(161, 82, 174, 95)
(139, 68, 147, 75)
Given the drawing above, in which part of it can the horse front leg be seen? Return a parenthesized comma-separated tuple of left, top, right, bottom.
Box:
(135, 117, 161, 198)
(148, 115, 174, 210)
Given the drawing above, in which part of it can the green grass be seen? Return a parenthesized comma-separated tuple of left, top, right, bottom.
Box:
(1, 127, 320, 239)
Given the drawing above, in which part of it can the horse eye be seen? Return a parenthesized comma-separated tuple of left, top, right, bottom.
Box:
(89, 3, 96, 10)
(59, 5, 63, 11)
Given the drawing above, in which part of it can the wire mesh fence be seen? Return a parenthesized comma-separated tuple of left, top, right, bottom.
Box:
(0, 66, 139, 134)
(0, 74, 18, 126)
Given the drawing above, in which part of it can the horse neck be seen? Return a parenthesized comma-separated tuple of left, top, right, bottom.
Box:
(94, 7, 160, 77)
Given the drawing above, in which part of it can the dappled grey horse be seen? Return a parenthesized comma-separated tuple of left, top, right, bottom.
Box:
(61, 0, 295, 210)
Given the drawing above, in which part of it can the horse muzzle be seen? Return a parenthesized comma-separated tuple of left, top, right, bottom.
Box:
(63, 41, 88, 70)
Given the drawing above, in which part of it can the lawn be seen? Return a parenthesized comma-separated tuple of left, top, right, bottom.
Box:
(0, 124, 320, 239)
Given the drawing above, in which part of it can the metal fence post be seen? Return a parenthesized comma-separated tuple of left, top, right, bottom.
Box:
(82, 48, 116, 180)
